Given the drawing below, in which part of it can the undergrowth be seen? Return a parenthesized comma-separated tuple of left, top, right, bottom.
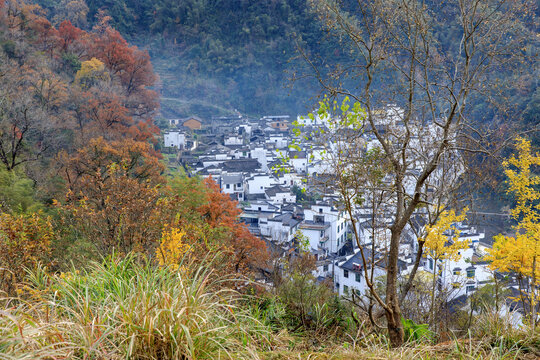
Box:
(0, 255, 538, 359)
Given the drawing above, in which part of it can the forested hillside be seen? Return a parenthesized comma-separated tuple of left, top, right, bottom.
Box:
(31, 0, 331, 117)
(32, 0, 538, 121)
(0, 0, 266, 273)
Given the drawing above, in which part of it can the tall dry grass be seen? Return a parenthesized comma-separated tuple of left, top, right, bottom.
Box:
(0, 254, 274, 359)
(1, 255, 539, 359)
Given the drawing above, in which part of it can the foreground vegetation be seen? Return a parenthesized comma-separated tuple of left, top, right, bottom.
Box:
(1, 256, 539, 359)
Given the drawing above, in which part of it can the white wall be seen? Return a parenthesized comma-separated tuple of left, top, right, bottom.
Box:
(304, 205, 348, 254)
(268, 192, 296, 205)
(267, 135, 288, 149)
(335, 260, 386, 297)
(224, 135, 243, 146)
(250, 147, 268, 172)
(246, 175, 273, 195)
(164, 131, 186, 149)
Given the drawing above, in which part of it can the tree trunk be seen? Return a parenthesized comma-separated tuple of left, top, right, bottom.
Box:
(531, 256, 537, 330)
(430, 259, 438, 327)
(385, 229, 404, 346)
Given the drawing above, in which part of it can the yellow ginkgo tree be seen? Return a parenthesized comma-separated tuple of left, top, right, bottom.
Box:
(155, 226, 190, 271)
(75, 57, 110, 89)
(423, 208, 470, 324)
(487, 137, 540, 328)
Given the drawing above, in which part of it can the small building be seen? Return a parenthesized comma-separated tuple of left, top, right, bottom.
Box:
(265, 185, 296, 205)
(262, 212, 301, 244)
(183, 116, 203, 130)
(220, 174, 245, 201)
(164, 131, 186, 149)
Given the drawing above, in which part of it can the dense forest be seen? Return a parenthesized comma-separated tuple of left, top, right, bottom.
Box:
(31, 0, 539, 122)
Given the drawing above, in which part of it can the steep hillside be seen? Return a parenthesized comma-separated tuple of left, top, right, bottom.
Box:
(31, 0, 538, 120)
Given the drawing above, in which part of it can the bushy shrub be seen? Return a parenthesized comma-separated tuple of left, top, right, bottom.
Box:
(0, 212, 54, 295)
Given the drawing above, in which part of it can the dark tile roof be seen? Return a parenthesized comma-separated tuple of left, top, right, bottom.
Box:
(299, 220, 331, 230)
(220, 159, 261, 172)
(268, 212, 301, 228)
(340, 249, 407, 273)
(265, 185, 291, 198)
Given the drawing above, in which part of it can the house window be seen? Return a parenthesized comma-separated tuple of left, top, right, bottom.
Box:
(343, 285, 349, 295)
(323, 264, 328, 272)
(466, 268, 475, 278)
(344, 269, 349, 278)
(314, 215, 324, 224)
(319, 208, 323, 214)
(355, 273, 361, 282)
(452, 282, 461, 289)
(258, 207, 262, 211)
(237, 183, 242, 187)
(226, 184, 230, 189)
(466, 285, 475, 293)
(320, 230, 325, 237)
(453, 269, 461, 276)
(428, 258, 433, 270)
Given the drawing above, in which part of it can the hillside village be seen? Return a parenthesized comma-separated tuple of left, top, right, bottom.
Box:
(162, 109, 519, 316)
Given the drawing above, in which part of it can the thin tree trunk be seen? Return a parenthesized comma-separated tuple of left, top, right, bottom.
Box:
(385, 229, 404, 347)
(430, 259, 438, 327)
(531, 256, 536, 330)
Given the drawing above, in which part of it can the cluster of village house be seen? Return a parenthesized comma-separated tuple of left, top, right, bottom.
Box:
(162, 111, 518, 313)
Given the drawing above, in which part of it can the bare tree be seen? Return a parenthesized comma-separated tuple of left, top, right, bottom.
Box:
(303, 0, 534, 346)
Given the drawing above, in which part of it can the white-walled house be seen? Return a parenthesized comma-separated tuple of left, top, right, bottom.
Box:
(245, 174, 275, 195)
(334, 249, 389, 297)
(250, 147, 269, 172)
(296, 114, 329, 127)
(274, 172, 303, 188)
(418, 227, 492, 299)
(265, 185, 296, 204)
(164, 131, 186, 149)
(303, 203, 349, 254)
(224, 134, 244, 146)
(240, 201, 280, 234)
(270, 188, 296, 205)
(261, 212, 301, 244)
(299, 220, 331, 253)
(266, 133, 288, 149)
(242, 200, 279, 213)
(288, 151, 308, 174)
(220, 174, 245, 201)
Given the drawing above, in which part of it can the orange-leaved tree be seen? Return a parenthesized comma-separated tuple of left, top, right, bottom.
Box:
(57, 137, 167, 255)
(165, 176, 268, 276)
(197, 177, 268, 274)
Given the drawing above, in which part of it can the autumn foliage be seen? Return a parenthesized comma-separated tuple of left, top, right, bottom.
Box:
(0, 212, 54, 295)
(157, 176, 268, 276)
(0, 0, 268, 294)
(57, 137, 165, 255)
(487, 138, 540, 325)
(197, 177, 268, 274)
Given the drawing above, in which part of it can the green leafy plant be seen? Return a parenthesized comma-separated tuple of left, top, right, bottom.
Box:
(401, 318, 435, 343)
